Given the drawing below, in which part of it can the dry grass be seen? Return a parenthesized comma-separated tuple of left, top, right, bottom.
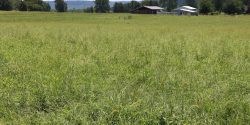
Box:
(0, 12, 249, 124)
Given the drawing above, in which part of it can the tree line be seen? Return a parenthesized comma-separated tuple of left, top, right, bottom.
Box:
(0, 0, 67, 12)
(0, 0, 51, 11)
(0, 0, 249, 15)
(194, 0, 250, 14)
(112, 0, 250, 15)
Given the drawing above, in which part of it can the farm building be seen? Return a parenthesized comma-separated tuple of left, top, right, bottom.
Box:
(173, 6, 198, 15)
(131, 6, 164, 14)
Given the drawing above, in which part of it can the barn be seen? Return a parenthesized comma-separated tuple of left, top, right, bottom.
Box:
(173, 6, 198, 15)
(131, 6, 164, 14)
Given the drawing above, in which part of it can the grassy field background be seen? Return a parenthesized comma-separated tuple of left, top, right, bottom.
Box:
(0, 12, 249, 124)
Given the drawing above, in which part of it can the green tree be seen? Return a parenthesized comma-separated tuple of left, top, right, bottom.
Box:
(95, 0, 110, 13)
(10, 0, 20, 10)
(186, 0, 197, 7)
(128, 0, 141, 10)
(212, 0, 223, 12)
(142, 0, 159, 6)
(242, 0, 250, 13)
(160, 0, 167, 7)
(223, 0, 244, 14)
(167, 0, 177, 11)
(247, 0, 250, 13)
(84, 6, 94, 13)
(17, 1, 28, 11)
(200, 0, 213, 14)
(55, 0, 67, 12)
(122, 3, 129, 12)
(42, 2, 50, 11)
(0, 0, 12, 11)
(23, 0, 50, 11)
(104, 0, 141, 13)
(113, 2, 125, 13)
(160, 0, 177, 11)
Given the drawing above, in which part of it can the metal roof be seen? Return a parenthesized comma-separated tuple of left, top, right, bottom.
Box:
(174, 6, 197, 11)
(179, 9, 197, 13)
(174, 6, 197, 12)
(144, 6, 164, 10)
(181, 6, 196, 10)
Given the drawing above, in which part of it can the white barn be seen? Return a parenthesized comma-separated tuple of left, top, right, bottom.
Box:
(173, 6, 198, 15)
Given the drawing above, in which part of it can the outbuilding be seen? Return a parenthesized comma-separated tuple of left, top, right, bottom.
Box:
(131, 6, 164, 14)
(173, 6, 198, 15)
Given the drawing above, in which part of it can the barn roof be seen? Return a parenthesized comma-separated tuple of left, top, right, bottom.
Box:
(179, 9, 197, 13)
(174, 6, 197, 12)
(144, 6, 164, 10)
(181, 6, 196, 10)
(174, 6, 197, 11)
(131, 6, 164, 13)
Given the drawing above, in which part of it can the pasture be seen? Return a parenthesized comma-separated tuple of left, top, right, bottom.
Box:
(0, 12, 249, 124)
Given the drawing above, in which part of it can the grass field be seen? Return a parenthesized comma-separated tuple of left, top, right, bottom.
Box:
(0, 12, 249, 124)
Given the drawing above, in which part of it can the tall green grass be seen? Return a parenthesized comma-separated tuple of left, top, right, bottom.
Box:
(0, 12, 249, 124)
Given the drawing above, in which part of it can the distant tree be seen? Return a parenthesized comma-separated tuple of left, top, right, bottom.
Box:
(167, 0, 177, 11)
(55, 0, 67, 12)
(116, 1, 141, 13)
(242, 0, 250, 13)
(42, 2, 50, 11)
(0, 0, 12, 11)
(223, 0, 244, 14)
(113, 2, 125, 13)
(212, 0, 223, 12)
(186, 0, 197, 8)
(84, 6, 94, 13)
(142, 0, 159, 6)
(247, 0, 250, 13)
(29, 3, 42, 11)
(17, 1, 28, 11)
(199, 0, 213, 14)
(160, 0, 177, 11)
(95, 0, 110, 13)
(10, 0, 20, 10)
(121, 3, 128, 12)
(23, 0, 50, 11)
(128, 0, 141, 10)
(160, 0, 167, 7)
